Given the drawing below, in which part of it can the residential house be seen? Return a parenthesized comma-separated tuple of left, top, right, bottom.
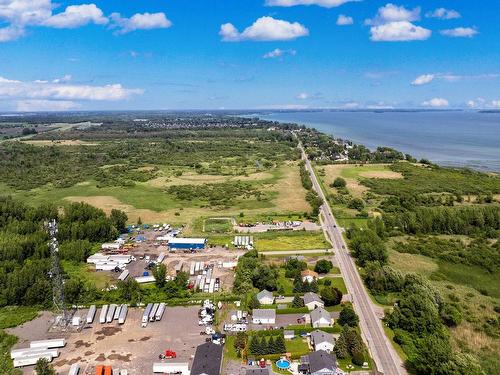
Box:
(310, 330, 335, 353)
(256, 290, 274, 305)
(252, 309, 276, 325)
(299, 350, 337, 375)
(310, 307, 332, 328)
(301, 270, 319, 283)
(302, 292, 324, 311)
(191, 342, 223, 375)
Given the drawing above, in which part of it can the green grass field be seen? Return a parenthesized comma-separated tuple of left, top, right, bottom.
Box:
(62, 261, 112, 290)
(254, 231, 329, 251)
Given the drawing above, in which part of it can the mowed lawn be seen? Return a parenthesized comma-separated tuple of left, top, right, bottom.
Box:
(254, 231, 329, 251)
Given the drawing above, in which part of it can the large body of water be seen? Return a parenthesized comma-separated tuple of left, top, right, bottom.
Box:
(257, 111, 500, 172)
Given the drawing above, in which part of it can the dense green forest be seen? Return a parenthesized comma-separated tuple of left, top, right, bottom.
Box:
(0, 197, 124, 307)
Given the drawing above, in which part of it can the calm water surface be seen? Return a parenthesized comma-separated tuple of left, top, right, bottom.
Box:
(257, 111, 500, 172)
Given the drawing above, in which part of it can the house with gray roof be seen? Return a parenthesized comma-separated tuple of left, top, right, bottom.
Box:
(307, 350, 337, 375)
(310, 330, 335, 353)
(310, 307, 332, 328)
(252, 309, 276, 325)
(302, 292, 324, 311)
(191, 342, 223, 375)
(256, 290, 274, 305)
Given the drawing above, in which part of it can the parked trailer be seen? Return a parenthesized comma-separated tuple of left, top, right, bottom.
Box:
(13, 354, 53, 368)
(152, 362, 189, 374)
(189, 262, 196, 276)
(95, 365, 104, 375)
(113, 305, 121, 320)
(118, 270, 129, 281)
(100, 305, 109, 324)
(30, 338, 66, 349)
(118, 305, 128, 324)
(11, 347, 59, 359)
(142, 303, 153, 326)
(86, 305, 97, 324)
(95, 262, 120, 271)
(104, 366, 112, 375)
(157, 252, 166, 263)
(106, 304, 117, 323)
(149, 303, 159, 322)
(119, 370, 128, 375)
(135, 275, 155, 284)
(155, 303, 166, 321)
(68, 363, 80, 375)
(209, 279, 216, 293)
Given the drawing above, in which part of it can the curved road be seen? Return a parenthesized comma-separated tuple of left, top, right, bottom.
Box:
(300, 144, 406, 375)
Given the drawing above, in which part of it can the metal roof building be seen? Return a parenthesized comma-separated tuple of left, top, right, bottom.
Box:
(190, 342, 223, 375)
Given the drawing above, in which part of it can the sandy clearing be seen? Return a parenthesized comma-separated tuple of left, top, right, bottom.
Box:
(322, 165, 368, 198)
(22, 140, 99, 146)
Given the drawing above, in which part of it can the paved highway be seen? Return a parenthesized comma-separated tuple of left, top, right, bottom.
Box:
(300, 144, 406, 375)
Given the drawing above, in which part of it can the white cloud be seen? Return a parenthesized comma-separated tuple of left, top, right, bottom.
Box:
(440, 27, 478, 38)
(263, 48, 296, 59)
(467, 98, 486, 108)
(422, 97, 449, 107)
(0, 75, 143, 101)
(16, 99, 80, 112)
(491, 100, 500, 108)
(0, 25, 25, 42)
(296, 92, 309, 100)
(425, 8, 461, 20)
(411, 74, 434, 85)
(220, 16, 309, 42)
(336, 15, 353, 26)
(110, 12, 172, 34)
(366, 3, 421, 26)
(43, 4, 108, 29)
(341, 101, 359, 109)
(265, 0, 357, 8)
(370, 21, 431, 42)
(52, 74, 72, 83)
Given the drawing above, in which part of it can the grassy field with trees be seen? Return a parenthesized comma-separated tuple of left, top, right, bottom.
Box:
(312, 156, 500, 374)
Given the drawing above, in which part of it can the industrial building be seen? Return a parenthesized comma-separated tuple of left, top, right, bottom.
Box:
(168, 238, 207, 251)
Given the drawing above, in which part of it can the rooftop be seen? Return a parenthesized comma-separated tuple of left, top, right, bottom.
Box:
(310, 330, 334, 345)
(303, 292, 323, 305)
(310, 307, 331, 323)
(308, 350, 337, 373)
(190, 342, 223, 375)
(256, 290, 273, 300)
(252, 309, 276, 320)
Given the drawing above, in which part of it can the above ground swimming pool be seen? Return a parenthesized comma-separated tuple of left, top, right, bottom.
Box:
(275, 359, 291, 370)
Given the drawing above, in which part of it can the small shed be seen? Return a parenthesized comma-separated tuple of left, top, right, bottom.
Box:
(284, 330, 295, 340)
(256, 290, 274, 305)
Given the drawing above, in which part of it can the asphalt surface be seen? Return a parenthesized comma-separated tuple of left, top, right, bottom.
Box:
(300, 144, 406, 375)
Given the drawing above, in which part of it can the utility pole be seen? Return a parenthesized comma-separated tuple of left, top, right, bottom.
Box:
(46, 219, 68, 327)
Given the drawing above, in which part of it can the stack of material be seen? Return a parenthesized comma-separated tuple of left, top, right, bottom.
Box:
(11, 339, 66, 368)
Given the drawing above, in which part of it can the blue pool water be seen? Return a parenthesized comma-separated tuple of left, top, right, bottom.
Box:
(276, 359, 291, 370)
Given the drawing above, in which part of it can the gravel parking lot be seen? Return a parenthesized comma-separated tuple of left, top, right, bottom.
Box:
(10, 306, 205, 375)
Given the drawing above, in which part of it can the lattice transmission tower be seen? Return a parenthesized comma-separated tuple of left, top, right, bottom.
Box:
(46, 219, 68, 326)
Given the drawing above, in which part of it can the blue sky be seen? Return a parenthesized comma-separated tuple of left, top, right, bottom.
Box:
(0, 0, 498, 111)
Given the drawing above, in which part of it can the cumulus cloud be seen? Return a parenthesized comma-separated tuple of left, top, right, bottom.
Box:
(336, 15, 353, 26)
(440, 27, 478, 38)
(425, 8, 461, 20)
(411, 74, 434, 85)
(263, 48, 296, 59)
(0, 75, 143, 102)
(366, 3, 421, 26)
(0, 1, 171, 41)
(265, 0, 357, 8)
(296, 92, 309, 100)
(491, 100, 500, 108)
(220, 16, 309, 42)
(110, 12, 172, 34)
(366, 4, 430, 42)
(16, 99, 81, 112)
(422, 97, 449, 107)
(43, 4, 108, 29)
(370, 21, 431, 42)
